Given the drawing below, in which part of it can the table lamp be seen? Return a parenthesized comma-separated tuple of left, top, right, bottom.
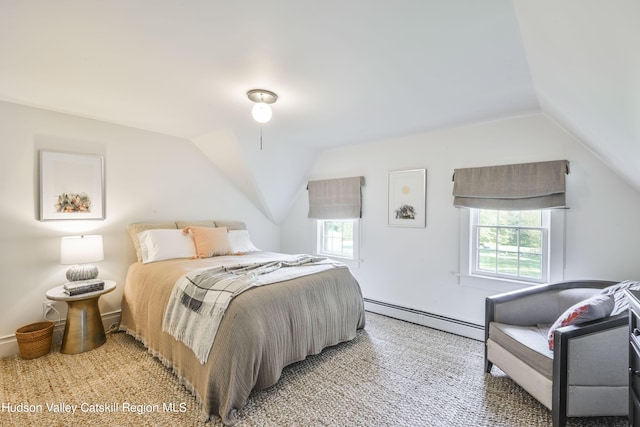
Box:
(60, 235, 104, 282)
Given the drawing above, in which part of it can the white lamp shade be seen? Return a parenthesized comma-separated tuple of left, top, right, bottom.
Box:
(251, 102, 272, 123)
(60, 235, 104, 265)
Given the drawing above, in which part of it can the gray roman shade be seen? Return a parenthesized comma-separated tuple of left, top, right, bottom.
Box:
(452, 160, 569, 210)
(307, 176, 365, 219)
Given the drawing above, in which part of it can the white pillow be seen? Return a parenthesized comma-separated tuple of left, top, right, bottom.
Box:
(228, 229, 260, 253)
(137, 229, 196, 263)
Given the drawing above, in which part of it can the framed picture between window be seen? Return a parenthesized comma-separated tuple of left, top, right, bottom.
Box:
(387, 169, 426, 227)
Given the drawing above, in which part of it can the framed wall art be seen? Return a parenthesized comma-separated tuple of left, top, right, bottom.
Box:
(387, 168, 426, 227)
(39, 151, 105, 221)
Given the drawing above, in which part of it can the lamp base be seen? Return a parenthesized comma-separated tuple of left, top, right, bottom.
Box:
(66, 264, 99, 282)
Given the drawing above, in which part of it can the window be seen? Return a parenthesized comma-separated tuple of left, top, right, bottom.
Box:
(317, 220, 357, 259)
(471, 209, 549, 283)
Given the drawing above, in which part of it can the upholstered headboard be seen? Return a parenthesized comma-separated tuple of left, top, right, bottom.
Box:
(127, 220, 247, 262)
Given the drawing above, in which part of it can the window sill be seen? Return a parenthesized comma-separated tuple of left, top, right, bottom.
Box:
(457, 273, 547, 293)
(317, 252, 353, 260)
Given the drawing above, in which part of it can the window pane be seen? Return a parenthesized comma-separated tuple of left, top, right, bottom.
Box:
(478, 210, 498, 225)
(478, 249, 496, 272)
(497, 228, 518, 250)
(498, 211, 520, 226)
(520, 253, 542, 278)
(477, 227, 496, 272)
(342, 221, 353, 255)
(520, 210, 542, 227)
(328, 222, 343, 253)
(497, 251, 518, 276)
(519, 229, 542, 253)
(343, 221, 353, 239)
(478, 227, 496, 249)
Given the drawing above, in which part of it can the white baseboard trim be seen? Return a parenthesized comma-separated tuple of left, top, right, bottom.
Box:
(364, 298, 484, 341)
(1, 303, 483, 357)
(0, 310, 121, 359)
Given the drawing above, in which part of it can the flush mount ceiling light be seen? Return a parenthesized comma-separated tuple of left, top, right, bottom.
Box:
(247, 89, 278, 124)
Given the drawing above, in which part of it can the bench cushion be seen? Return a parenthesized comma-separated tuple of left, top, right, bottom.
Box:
(489, 322, 553, 379)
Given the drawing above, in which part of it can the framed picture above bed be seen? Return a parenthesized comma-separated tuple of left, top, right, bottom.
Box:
(387, 168, 426, 227)
(39, 151, 105, 221)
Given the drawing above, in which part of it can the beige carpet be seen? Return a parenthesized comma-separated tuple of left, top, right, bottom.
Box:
(0, 312, 627, 426)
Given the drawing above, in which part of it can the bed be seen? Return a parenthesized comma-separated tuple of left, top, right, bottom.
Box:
(118, 221, 366, 425)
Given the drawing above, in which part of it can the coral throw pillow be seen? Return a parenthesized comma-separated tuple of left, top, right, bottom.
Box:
(183, 226, 233, 258)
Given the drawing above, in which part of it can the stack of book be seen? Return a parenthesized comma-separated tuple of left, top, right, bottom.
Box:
(63, 279, 105, 296)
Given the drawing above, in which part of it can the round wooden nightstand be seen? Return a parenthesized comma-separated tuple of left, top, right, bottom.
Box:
(46, 280, 116, 354)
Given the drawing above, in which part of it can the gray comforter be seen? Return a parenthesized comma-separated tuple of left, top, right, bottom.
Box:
(119, 253, 366, 425)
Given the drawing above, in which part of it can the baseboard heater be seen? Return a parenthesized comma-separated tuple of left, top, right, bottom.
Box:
(363, 298, 484, 341)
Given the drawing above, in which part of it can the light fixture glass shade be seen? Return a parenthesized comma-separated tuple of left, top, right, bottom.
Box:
(251, 102, 272, 123)
(60, 235, 104, 281)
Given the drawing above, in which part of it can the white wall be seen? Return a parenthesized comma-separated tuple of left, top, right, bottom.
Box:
(0, 100, 279, 355)
(281, 114, 640, 330)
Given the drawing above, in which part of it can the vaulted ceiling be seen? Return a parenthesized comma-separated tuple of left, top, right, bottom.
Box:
(1, 1, 637, 223)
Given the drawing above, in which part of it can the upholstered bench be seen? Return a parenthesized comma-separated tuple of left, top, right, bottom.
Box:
(485, 280, 633, 427)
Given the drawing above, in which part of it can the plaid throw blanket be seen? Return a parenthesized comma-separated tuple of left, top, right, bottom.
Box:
(162, 255, 340, 363)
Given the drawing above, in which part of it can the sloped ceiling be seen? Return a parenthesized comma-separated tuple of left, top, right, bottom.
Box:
(0, 1, 636, 223)
(513, 0, 640, 192)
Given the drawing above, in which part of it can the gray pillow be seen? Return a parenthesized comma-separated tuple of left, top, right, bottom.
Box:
(601, 280, 640, 315)
(546, 293, 615, 350)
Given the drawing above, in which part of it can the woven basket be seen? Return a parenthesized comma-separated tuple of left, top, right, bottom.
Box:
(15, 321, 54, 359)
